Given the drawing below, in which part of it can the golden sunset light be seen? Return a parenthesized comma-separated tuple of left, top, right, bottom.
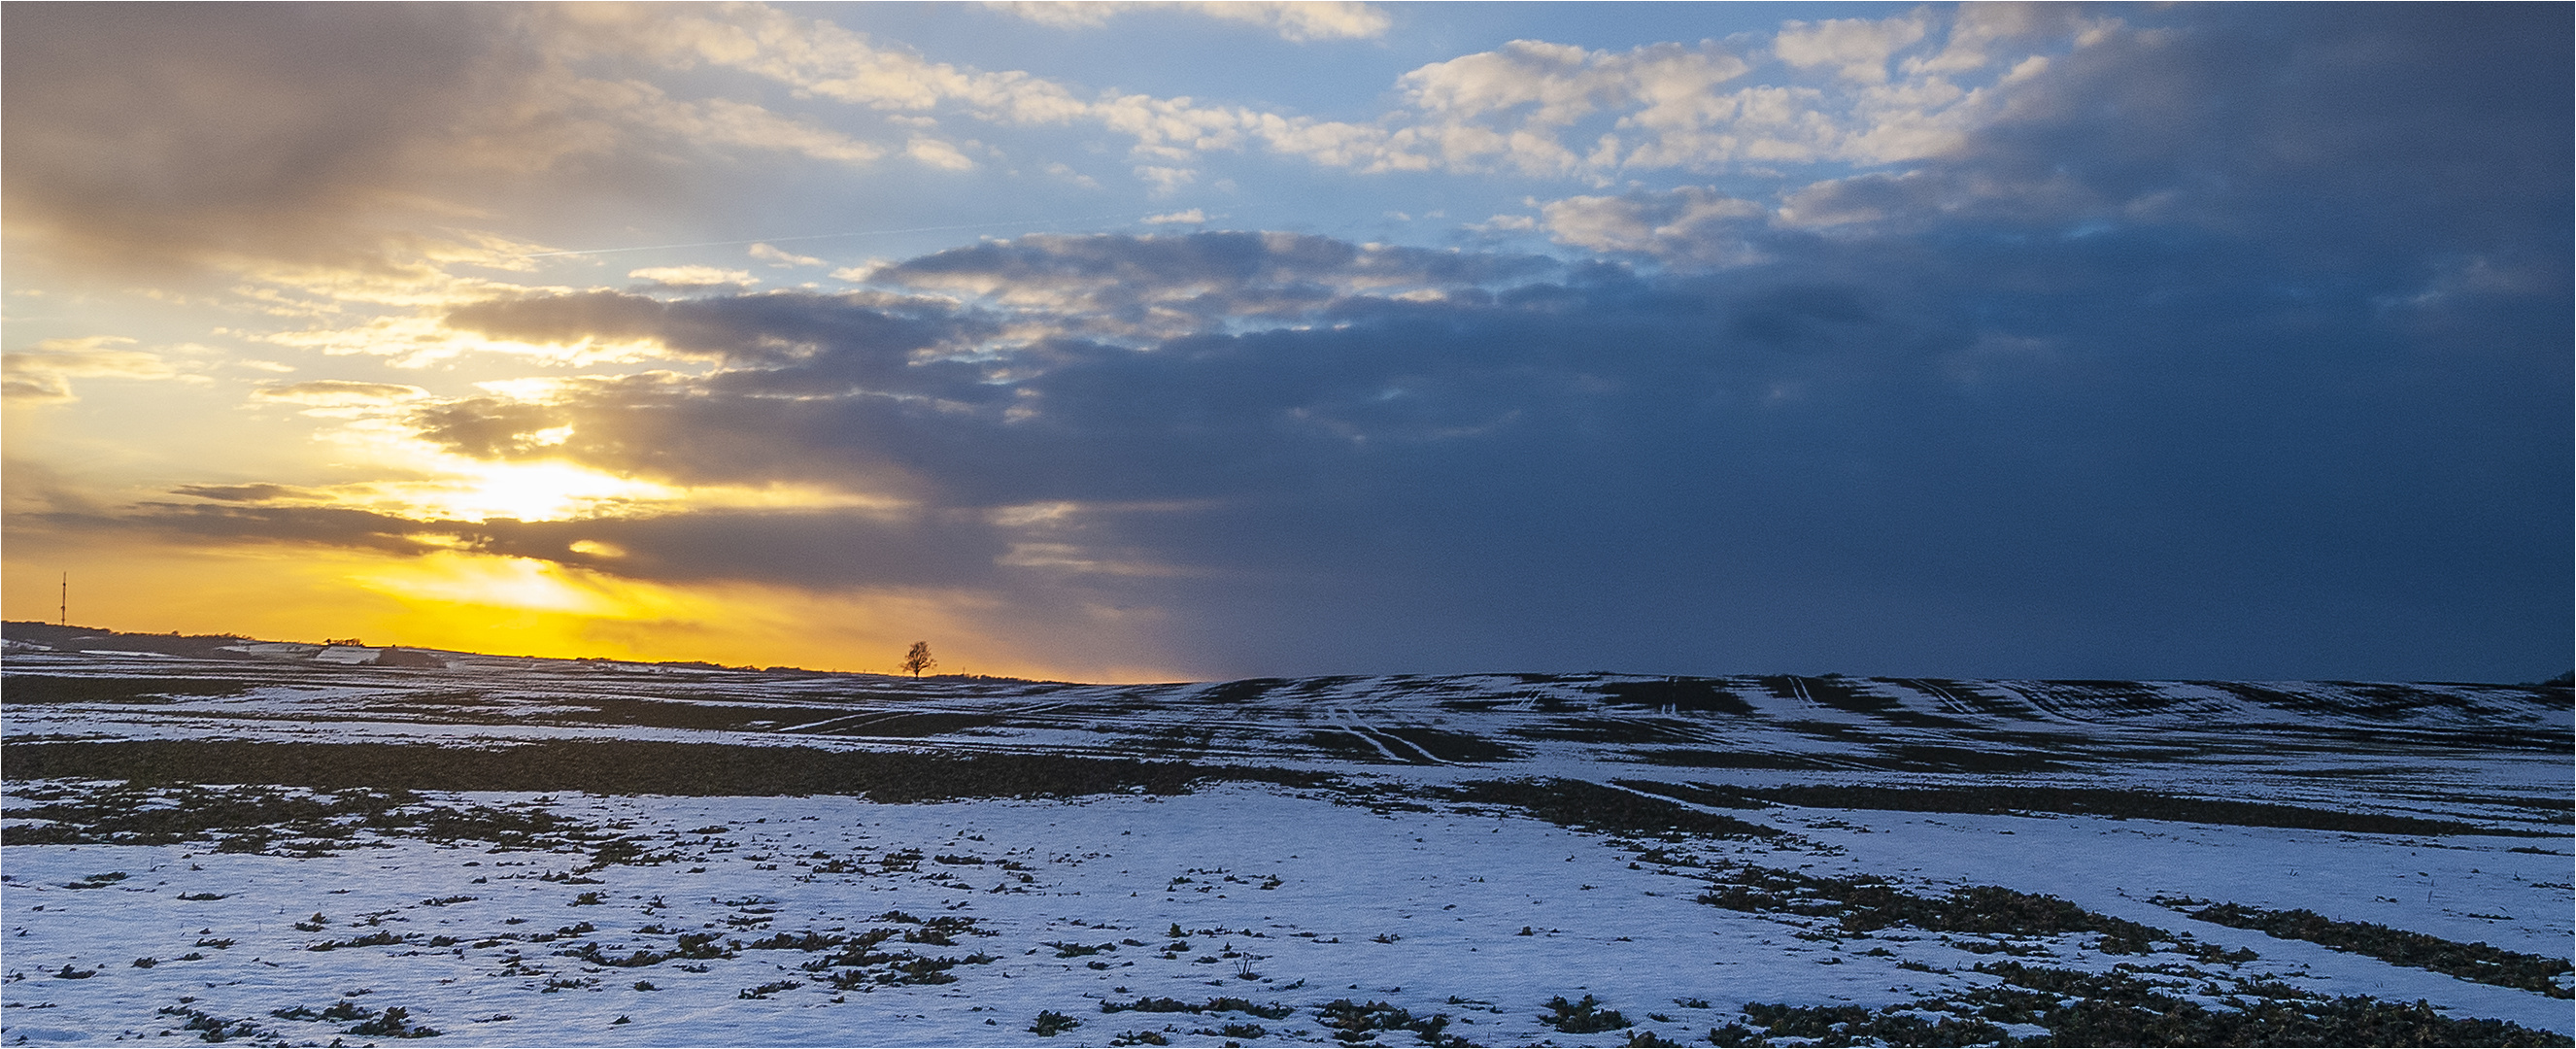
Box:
(3, 530, 1169, 682)
(3, 2, 2564, 683)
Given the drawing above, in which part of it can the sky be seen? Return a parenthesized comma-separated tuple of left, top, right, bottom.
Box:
(3, 2, 2567, 684)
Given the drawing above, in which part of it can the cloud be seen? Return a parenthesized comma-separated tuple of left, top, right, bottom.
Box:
(628, 265, 761, 289)
(748, 243, 827, 267)
(95, 196, 2572, 680)
(62, 501, 1011, 592)
(25, 6, 2567, 681)
(1385, 39, 1761, 175)
(171, 483, 324, 504)
(561, 4, 2100, 184)
(905, 134, 976, 170)
(403, 0, 2572, 680)
(1134, 165, 1197, 196)
(1, 337, 178, 403)
(1, 5, 525, 275)
(0, 0, 2126, 298)
(442, 288, 984, 369)
(986, 2, 1390, 43)
(1265, 11, 2117, 177)
(979, 2, 1122, 29)
(1042, 161, 1102, 188)
(1541, 186, 1767, 264)
(1203, 1, 1390, 43)
(0, 5, 910, 282)
(580, 79, 887, 167)
(252, 380, 433, 408)
(1141, 209, 1206, 225)
(558, 4, 1087, 120)
(853, 230, 1560, 340)
(405, 233, 1616, 517)
(1774, 16, 1929, 84)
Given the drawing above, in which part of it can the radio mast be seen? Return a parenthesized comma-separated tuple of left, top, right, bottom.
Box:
(59, 572, 67, 627)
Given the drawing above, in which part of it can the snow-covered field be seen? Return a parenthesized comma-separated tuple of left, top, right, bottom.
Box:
(4, 626, 2568, 1046)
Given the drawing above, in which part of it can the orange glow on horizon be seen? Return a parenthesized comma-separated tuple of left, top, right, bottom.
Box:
(0, 536, 1185, 684)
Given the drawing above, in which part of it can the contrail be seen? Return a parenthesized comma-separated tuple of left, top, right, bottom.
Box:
(520, 213, 1159, 259)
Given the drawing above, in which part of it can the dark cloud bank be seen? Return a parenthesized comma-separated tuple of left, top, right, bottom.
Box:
(0, 3, 536, 273)
(136, 6, 2575, 680)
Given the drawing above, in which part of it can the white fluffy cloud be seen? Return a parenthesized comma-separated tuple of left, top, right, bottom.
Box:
(1540, 186, 1768, 264)
(548, 4, 2118, 189)
(1774, 16, 1929, 84)
(1370, 10, 2101, 176)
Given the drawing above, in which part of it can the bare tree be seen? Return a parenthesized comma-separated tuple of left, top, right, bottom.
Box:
(901, 641, 935, 678)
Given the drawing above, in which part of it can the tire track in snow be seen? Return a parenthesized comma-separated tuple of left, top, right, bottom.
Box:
(1353, 726, 1443, 764)
(1320, 707, 1442, 764)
